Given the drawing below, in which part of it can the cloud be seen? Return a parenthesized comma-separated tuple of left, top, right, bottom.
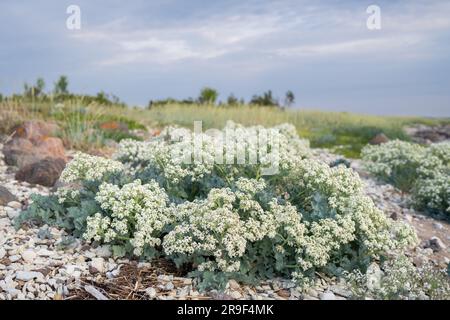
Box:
(275, 35, 423, 57)
(68, 0, 450, 68)
(70, 9, 292, 65)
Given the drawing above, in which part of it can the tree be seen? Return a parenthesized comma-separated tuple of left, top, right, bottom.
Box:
(198, 87, 218, 105)
(227, 93, 239, 106)
(95, 91, 111, 105)
(36, 78, 45, 95)
(250, 90, 279, 107)
(54, 75, 69, 95)
(24, 78, 46, 98)
(284, 90, 295, 107)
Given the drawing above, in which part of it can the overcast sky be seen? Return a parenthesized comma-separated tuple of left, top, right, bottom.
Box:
(1, 0, 450, 116)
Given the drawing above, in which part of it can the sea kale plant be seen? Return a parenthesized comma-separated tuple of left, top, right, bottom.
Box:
(345, 255, 450, 300)
(362, 140, 450, 216)
(17, 122, 417, 289)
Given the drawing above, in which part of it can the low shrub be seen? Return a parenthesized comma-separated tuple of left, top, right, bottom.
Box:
(414, 175, 450, 215)
(345, 255, 450, 300)
(361, 140, 426, 192)
(17, 122, 416, 289)
(362, 140, 450, 215)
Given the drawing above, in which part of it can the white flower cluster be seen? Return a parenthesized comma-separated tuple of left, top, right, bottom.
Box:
(56, 153, 125, 204)
(362, 140, 450, 215)
(164, 188, 247, 272)
(84, 179, 170, 255)
(163, 179, 306, 273)
(114, 121, 311, 186)
(283, 159, 417, 270)
(414, 175, 450, 214)
(60, 152, 124, 183)
(345, 255, 450, 300)
(417, 141, 450, 178)
(55, 187, 80, 204)
(362, 140, 425, 184)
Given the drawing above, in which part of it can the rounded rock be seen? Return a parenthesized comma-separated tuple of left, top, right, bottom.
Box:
(319, 291, 336, 300)
(21, 250, 37, 263)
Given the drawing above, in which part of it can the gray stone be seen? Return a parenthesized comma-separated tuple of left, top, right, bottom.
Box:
(6, 207, 20, 220)
(157, 274, 173, 282)
(230, 291, 242, 299)
(319, 291, 336, 300)
(424, 237, 446, 252)
(36, 248, 54, 257)
(330, 285, 352, 298)
(432, 222, 444, 230)
(9, 255, 21, 262)
(228, 279, 240, 290)
(7, 288, 21, 298)
(366, 263, 382, 291)
(413, 255, 429, 267)
(90, 258, 105, 273)
(21, 250, 37, 263)
(15, 271, 44, 281)
(165, 282, 174, 291)
(145, 287, 157, 299)
(404, 214, 413, 223)
(95, 245, 112, 258)
(178, 286, 189, 298)
(0, 186, 17, 206)
(7, 201, 22, 209)
(305, 288, 319, 298)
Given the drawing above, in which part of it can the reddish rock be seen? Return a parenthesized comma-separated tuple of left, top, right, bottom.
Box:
(12, 121, 59, 144)
(15, 157, 67, 187)
(2, 121, 67, 178)
(99, 121, 129, 132)
(3, 136, 66, 167)
(369, 133, 389, 145)
(277, 289, 291, 298)
(149, 129, 161, 137)
(3, 138, 35, 167)
(35, 137, 67, 160)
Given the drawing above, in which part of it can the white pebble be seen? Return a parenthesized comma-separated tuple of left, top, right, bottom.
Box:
(21, 250, 37, 263)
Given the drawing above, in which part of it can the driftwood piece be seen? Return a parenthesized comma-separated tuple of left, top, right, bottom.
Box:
(84, 285, 109, 300)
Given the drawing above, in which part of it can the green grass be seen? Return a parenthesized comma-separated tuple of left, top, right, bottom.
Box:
(1, 100, 448, 157)
(133, 104, 448, 158)
(0, 100, 145, 152)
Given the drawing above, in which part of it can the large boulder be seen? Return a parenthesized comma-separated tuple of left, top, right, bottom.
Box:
(369, 133, 389, 145)
(3, 137, 66, 168)
(3, 138, 35, 167)
(35, 137, 67, 161)
(12, 121, 59, 143)
(15, 158, 67, 187)
(2, 121, 67, 187)
(3, 122, 66, 167)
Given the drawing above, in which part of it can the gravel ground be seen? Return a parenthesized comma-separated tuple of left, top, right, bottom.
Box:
(0, 147, 448, 300)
